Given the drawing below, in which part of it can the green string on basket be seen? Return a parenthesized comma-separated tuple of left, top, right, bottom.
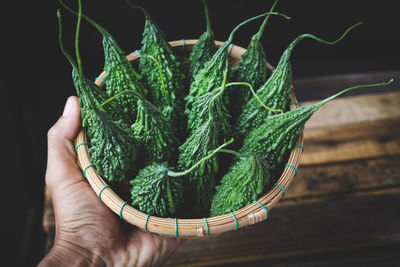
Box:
(273, 183, 286, 197)
(285, 163, 298, 176)
(253, 200, 270, 217)
(74, 142, 88, 153)
(83, 164, 95, 179)
(174, 218, 178, 237)
(120, 202, 128, 221)
(98, 185, 110, 201)
(230, 212, 238, 231)
(144, 214, 150, 232)
(94, 77, 106, 85)
(295, 144, 305, 152)
(203, 217, 209, 236)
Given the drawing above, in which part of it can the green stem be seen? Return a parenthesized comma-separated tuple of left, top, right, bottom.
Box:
(315, 79, 394, 109)
(74, 0, 83, 80)
(254, 0, 280, 42)
(208, 69, 228, 119)
(82, 89, 140, 127)
(57, 10, 78, 71)
(290, 22, 363, 51)
(59, 0, 107, 37)
(207, 78, 283, 119)
(168, 138, 234, 177)
(201, 0, 211, 32)
(227, 11, 290, 44)
(213, 148, 242, 158)
(228, 82, 283, 114)
(125, 1, 151, 19)
(59, 0, 142, 81)
(147, 55, 169, 104)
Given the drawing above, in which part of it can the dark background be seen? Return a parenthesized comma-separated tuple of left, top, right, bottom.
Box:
(2, 0, 398, 266)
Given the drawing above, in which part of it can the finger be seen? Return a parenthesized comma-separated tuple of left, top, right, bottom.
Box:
(46, 96, 82, 188)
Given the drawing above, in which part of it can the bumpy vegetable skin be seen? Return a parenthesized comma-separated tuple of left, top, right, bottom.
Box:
(59, 0, 146, 124)
(130, 162, 183, 217)
(241, 80, 393, 169)
(235, 22, 364, 139)
(187, 0, 216, 83)
(129, 4, 185, 123)
(185, 12, 280, 113)
(131, 99, 178, 164)
(230, 0, 283, 112)
(131, 138, 233, 217)
(210, 154, 270, 216)
(178, 119, 220, 211)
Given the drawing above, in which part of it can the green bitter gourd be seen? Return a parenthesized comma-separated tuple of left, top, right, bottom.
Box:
(186, 0, 216, 83)
(230, 0, 286, 113)
(241, 80, 393, 170)
(131, 139, 233, 217)
(126, 2, 185, 124)
(210, 152, 270, 216)
(235, 22, 363, 139)
(131, 99, 179, 164)
(184, 11, 288, 114)
(59, 0, 147, 125)
(58, 3, 139, 182)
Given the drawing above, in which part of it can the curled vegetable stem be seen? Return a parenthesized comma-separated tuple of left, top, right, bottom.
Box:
(254, 0, 280, 42)
(316, 79, 394, 108)
(228, 82, 284, 114)
(82, 89, 140, 127)
(168, 138, 234, 177)
(147, 55, 169, 104)
(207, 76, 283, 118)
(208, 70, 229, 120)
(228, 12, 290, 43)
(201, 0, 211, 33)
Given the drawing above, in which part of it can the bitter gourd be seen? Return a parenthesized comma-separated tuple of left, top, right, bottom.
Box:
(126, 2, 185, 124)
(131, 139, 233, 217)
(177, 119, 220, 212)
(186, 0, 216, 83)
(241, 80, 393, 170)
(230, 0, 286, 114)
(58, 10, 125, 124)
(187, 70, 231, 138)
(131, 99, 178, 164)
(59, 0, 146, 125)
(210, 153, 270, 216)
(235, 22, 363, 139)
(59, 3, 139, 182)
(184, 11, 286, 114)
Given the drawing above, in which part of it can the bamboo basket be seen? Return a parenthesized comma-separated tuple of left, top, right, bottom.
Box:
(75, 40, 304, 239)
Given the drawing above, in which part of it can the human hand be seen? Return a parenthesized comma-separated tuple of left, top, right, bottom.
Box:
(39, 96, 183, 266)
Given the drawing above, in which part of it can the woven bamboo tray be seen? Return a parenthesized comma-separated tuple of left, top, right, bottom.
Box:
(74, 39, 304, 239)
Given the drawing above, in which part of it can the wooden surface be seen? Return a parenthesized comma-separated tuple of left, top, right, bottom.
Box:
(42, 71, 400, 265)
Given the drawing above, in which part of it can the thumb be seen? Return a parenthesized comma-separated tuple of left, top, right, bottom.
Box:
(46, 96, 82, 189)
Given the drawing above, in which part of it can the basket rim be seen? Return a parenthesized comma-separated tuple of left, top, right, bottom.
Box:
(74, 39, 304, 238)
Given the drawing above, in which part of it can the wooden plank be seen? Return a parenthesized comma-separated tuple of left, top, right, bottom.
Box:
(298, 91, 400, 165)
(164, 156, 400, 266)
(165, 187, 400, 266)
(303, 91, 400, 130)
(292, 71, 399, 102)
(301, 118, 400, 165)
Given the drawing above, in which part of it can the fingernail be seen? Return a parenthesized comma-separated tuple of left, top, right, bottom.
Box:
(62, 97, 73, 117)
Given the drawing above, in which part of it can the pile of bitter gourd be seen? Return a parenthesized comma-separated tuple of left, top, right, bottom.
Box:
(58, 0, 391, 218)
